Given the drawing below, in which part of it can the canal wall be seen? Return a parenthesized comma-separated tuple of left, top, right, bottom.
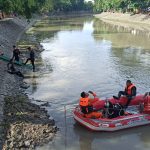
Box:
(95, 12, 150, 25)
(0, 17, 57, 149)
(95, 12, 150, 32)
(0, 17, 28, 149)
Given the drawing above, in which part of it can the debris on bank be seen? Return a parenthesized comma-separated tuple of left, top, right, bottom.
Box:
(2, 95, 57, 150)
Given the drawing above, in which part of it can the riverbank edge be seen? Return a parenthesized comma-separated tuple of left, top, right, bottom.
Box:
(0, 16, 57, 149)
(94, 12, 150, 31)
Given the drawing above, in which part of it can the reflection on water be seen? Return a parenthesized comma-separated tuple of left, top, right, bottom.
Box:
(73, 123, 150, 150)
(24, 73, 38, 94)
(24, 17, 150, 150)
(93, 19, 150, 49)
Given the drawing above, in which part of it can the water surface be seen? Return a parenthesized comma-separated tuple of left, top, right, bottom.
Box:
(24, 16, 150, 150)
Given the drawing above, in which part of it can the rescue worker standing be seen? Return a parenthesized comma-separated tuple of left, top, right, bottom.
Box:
(24, 47, 35, 72)
(79, 91, 96, 114)
(12, 45, 20, 62)
(113, 80, 136, 108)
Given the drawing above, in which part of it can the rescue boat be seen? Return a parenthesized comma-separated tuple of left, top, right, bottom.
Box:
(0, 55, 31, 68)
(73, 95, 150, 131)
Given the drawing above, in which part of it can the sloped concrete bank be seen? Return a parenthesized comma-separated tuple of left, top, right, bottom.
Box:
(95, 12, 150, 24)
(95, 12, 150, 32)
(0, 17, 57, 149)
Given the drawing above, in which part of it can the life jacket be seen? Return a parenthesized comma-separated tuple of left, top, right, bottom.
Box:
(125, 84, 135, 95)
(144, 95, 150, 114)
(79, 97, 89, 107)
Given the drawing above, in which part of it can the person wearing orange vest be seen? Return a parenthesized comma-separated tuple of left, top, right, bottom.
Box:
(79, 91, 96, 114)
(143, 92, 150, 114)
(79, 91, 102, 118)
(113, 80, 136, 108)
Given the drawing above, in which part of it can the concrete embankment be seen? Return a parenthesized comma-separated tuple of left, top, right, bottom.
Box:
(0, 17, 28, 149)
(94, 12, 150, 32)
(0, 17, 57, 149)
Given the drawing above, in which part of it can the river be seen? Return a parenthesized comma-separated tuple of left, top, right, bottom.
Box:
(24, 16, 150, 150)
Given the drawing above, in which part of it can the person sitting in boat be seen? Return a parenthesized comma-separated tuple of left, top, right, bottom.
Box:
(143, 92, 150, 114)
(113, 80, 136, 108)
(79, 91, 96, 114)
(79, 91, 102, 118)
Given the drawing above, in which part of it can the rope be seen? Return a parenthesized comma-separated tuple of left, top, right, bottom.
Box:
(64, 105, 67, 149)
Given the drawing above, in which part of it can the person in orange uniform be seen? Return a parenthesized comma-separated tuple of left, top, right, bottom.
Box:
(143, 92, 150, 114)
(113, 80, 136, 108)
(79, 91, 95, 114)
(79, 91, 102, 118)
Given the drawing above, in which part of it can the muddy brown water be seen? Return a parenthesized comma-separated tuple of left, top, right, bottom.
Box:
(24, 17, 150, 150)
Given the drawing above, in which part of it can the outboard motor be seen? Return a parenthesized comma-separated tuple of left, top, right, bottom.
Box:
(103, 101, 114, 119)
(103, 101, 124, 118)
(113, 103, 124, 116)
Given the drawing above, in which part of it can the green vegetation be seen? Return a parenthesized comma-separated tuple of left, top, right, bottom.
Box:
(0, 0, 149, 19)
(0, 0, 93, 19)
(94, 0, 150, 13)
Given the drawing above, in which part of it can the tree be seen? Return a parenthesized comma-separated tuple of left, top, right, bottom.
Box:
(1, 0, 13, 14)
(84, 1, 93, 11)
(93, 0, 150, 13)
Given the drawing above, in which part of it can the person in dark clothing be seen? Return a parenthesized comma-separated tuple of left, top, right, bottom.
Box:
(12, 45, 20, 62)
(7, 59, 24, 78)
(0, 45, 4, 55)
(0, 51, 3, 56)
(24, 47, 35, 72)
(7, 59, 15, 72)
(113, 80, 136, 108)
